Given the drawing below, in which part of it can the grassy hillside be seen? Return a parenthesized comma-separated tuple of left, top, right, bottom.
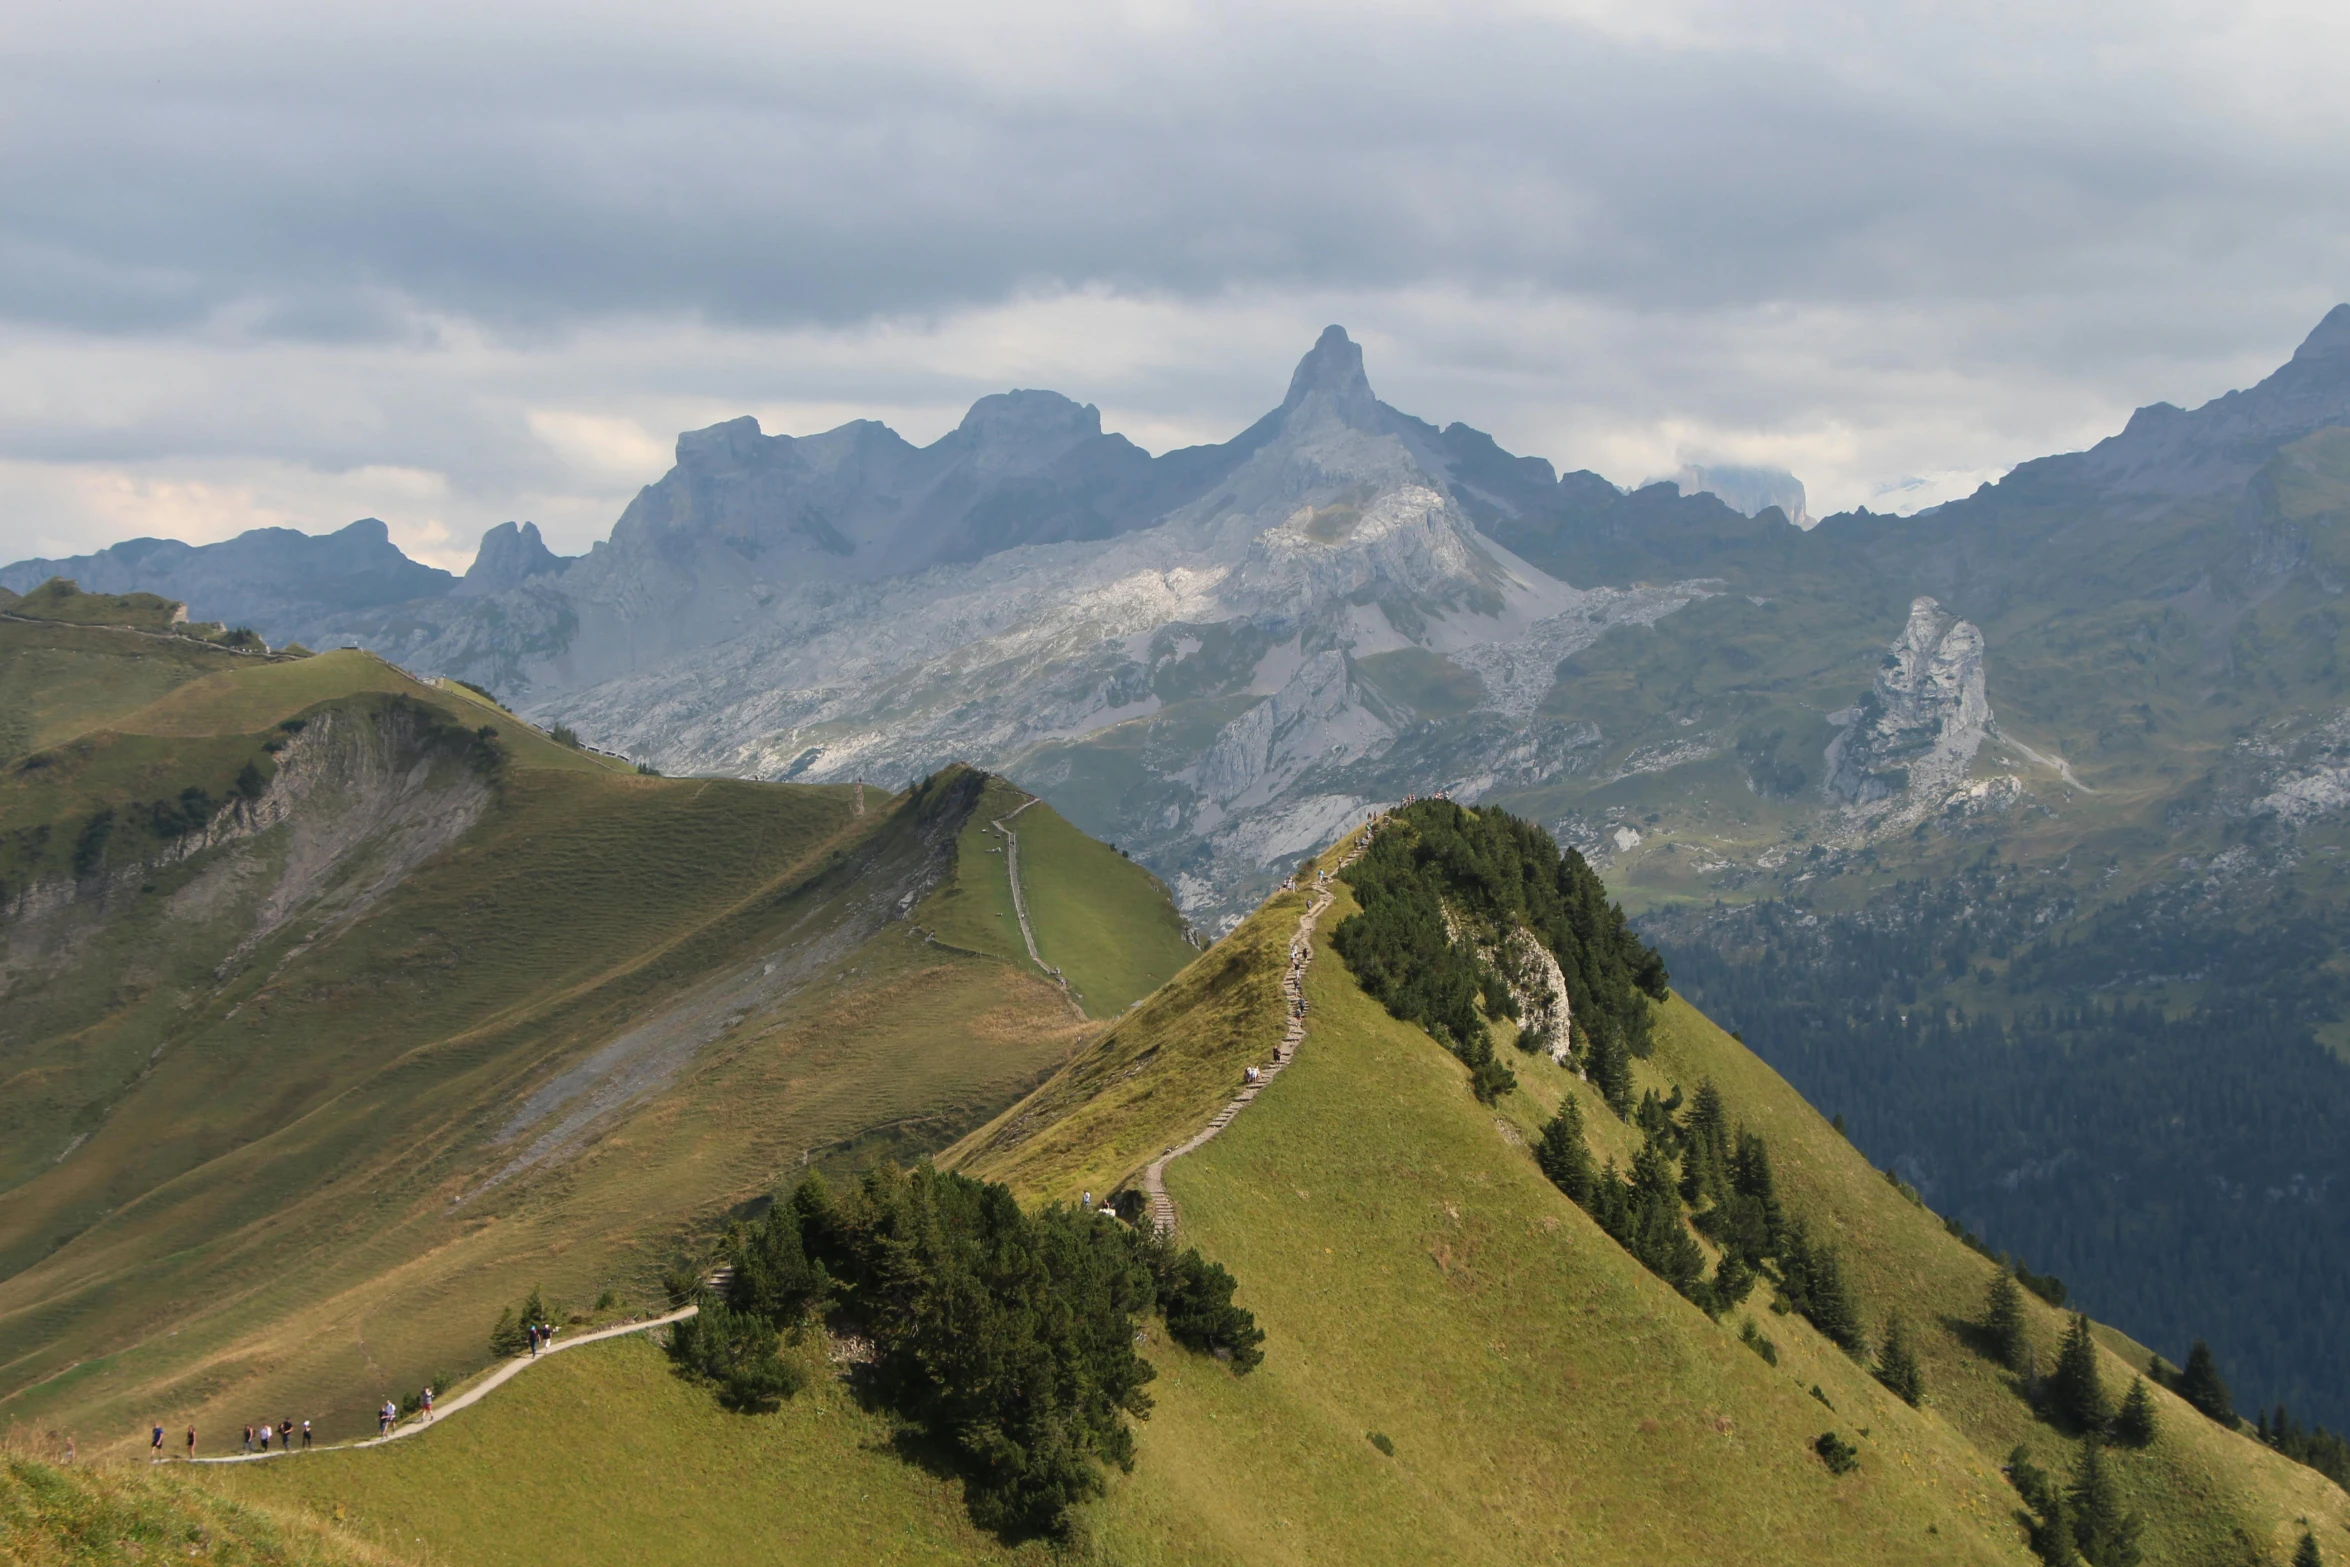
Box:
(0, 623, 1095, 1458)
(916, 773, 1196, 1020)
(209, 1334, 1027, 1567)
(1, 1445, 403, 1566)
(182, 813, 2350, 1565)
(6, 578, 190, 633)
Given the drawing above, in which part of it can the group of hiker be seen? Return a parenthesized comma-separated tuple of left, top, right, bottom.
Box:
(126, 1318, 564, 1461)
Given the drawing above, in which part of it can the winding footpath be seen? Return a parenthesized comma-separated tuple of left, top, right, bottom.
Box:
(1141, 823, 1376, 1235)
(187, 1305, 699, 1464)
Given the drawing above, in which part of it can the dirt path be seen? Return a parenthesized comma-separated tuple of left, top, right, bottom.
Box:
(1142, 821, 1377, 1236)
(991, 795, 1082, 1018)
(186, 1306, 698, 1464)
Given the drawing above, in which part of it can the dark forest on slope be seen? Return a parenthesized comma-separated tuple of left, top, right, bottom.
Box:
(1651, 859, 2350, 1430)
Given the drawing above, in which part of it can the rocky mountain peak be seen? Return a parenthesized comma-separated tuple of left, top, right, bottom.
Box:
(458, 521, 567, 597)
(1281, 325, 1380, 426)
(2291, 302, 2350, 365)
(955, 389, 1102, 446)
(674, 415, 768, 466)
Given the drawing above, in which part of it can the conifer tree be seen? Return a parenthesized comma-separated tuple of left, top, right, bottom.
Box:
(2113, 1377, 2158, 1448)
(489, 1306, 524, 1358)
(1781, 1222, 1866, 1353)
(2177, 1340, 2235, 1425)
(1584, 1020, 1634, 1117)
(1984, 1269, 2030, 1372)
(1535, 1095, 1595, 1207)
(2051, 1314, 2109, 1433)
(2008, 1446, 2083, 1567)
(2295, 1529, 2323, 1567)
(1876, 1312, 1926, 1406)
(2067, 1436, 2144, 1567)
(520, 1285, 546, 1330)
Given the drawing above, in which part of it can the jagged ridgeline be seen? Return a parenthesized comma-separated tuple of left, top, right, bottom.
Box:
(1333, 798, 1668, 1104)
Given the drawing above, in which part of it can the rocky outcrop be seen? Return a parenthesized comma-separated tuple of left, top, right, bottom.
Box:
(1824, 596, 1991, 819)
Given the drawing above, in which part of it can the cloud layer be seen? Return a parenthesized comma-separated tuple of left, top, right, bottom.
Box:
(5, 0, 2347, 567)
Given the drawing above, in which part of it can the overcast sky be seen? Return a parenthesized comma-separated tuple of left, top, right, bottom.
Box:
(4, 0, 2347, 570)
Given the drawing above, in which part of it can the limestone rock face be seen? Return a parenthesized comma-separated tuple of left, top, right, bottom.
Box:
(1824, 596, 1991, 820)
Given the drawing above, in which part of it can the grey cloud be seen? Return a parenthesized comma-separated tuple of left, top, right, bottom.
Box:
(6, 9, 2343, 341)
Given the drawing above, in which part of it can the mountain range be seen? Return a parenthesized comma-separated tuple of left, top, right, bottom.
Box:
(12, 310, 2350, 1430)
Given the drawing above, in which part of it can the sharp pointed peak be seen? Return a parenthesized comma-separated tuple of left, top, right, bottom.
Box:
(1284, 325, 1375, 412)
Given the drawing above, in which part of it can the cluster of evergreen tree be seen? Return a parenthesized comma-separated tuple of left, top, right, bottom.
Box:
(2008, 1440, 2146, 1567)
(1529, 1078, 1887, 1364)
(670, 1164, 1262, 1539)
(2258, 1405, 2350, 1491)
(1335, 800, 1668, 1105)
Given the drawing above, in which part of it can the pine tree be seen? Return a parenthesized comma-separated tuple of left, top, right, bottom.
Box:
(1535, 1096, 1595, 1206)
(489, 1306, 524, 1358)
(2050, 1313, 2109, 1432)
(2113, 1377, 2158, 1448)
(519, 1285, 547, 1331)
(1984, 1268, 2030, 1372)
(1876, 1312, 1926, 1406)
(2295, 1529, 2323, 1567)
(1584, 1019, 1634, 1117)
(1781, 1223, 1866, 1354)
(2177, 1340, 2235, 1425)
(2008, 1446, 2083, 1567)
(2068, 1437, 2144, 1567)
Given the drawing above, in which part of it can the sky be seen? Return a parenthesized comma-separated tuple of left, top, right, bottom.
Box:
(3, 0, 2348, 571)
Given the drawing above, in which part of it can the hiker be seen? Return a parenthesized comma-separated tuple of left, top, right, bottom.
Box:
(376, 1403, 389, 1437)
(281, 1418, 292, 1454)
(527, 1323, 539, 1356)
(421, 1386, 434, 1421)
(259, 1423, 271, 1452)
(302, 1419, 312, 1450)
(151, 1423, 165, 1460)
(243, 1424, 255, 1453)
(1082, 1190, 1094, 1210)
(186, 1428, 197, 1460)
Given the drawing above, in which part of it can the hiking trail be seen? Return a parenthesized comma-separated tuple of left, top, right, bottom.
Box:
(187, 1305, 699, 1464)
(1142, 819, 1377, 1236)
(992, 795, 1083, 1019)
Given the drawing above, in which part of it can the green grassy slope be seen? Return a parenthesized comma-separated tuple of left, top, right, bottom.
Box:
(916, 774, 1196, 1020)
(947, 885, 1300, 1205)
(0, 627, 1092, 1457)
(969, 828, 2350, 1563)
(210, 1334, 1027, 1567)
(1, 1445, 404, 1566)
(179, 822, 2349, 1566)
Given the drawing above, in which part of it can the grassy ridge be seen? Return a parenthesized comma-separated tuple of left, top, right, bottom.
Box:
(946, 886, 1302, 1205)
(0, 620, 249, 761)
(1089, 875, 2026, 1565)
(917, 774, 1196, 1019)
(1001, 796, 1194, 1018)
